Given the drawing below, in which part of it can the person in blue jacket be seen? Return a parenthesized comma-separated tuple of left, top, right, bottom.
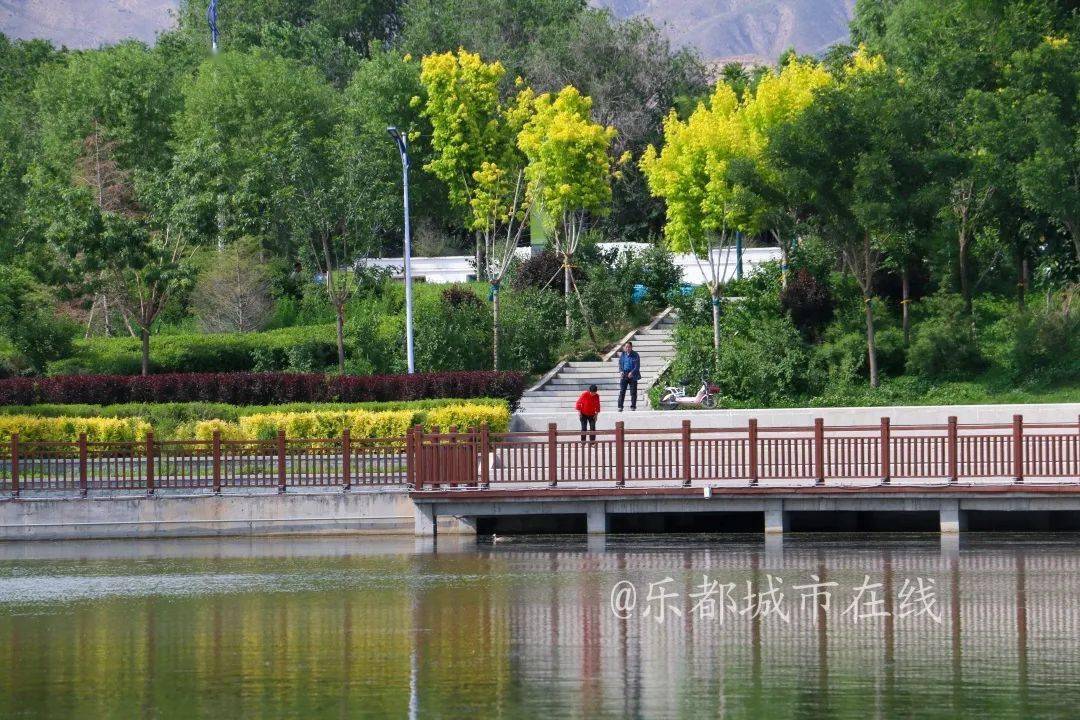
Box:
(617, 341, 641, 412)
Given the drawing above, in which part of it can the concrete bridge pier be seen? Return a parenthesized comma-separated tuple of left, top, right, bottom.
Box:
(939, 500, 967, 534)
(764, 500, 788, 535)
(585, 502, 607, 534)
(414, 503, 436, 537)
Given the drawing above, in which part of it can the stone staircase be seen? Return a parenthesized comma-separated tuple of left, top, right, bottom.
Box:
(515, 309, 677, 415)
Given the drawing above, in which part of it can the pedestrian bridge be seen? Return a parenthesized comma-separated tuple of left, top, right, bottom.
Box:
(410, 416, 1080, 536)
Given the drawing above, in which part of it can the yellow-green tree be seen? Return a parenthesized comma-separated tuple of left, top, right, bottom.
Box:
(517, 86, 622, 331)
(642, 59, 830, 358)
(641, 84, 744, 354)
(727, 59, 831, 287)
(419, 49, 533, 369)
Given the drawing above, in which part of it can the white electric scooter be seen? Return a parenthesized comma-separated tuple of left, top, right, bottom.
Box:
(659, 378, 720, 409)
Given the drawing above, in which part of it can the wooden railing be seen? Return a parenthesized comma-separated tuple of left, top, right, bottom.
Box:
(2, 416, 1078, 496)
(411, 416, 1080, 490)
(0, 430, 406, 496)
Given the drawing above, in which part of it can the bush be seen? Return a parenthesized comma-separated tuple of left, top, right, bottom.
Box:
(0, 398, 509, 437)
(0, 415, 151, 443)
(510, 250, 565, 293)
(0, 371, 526, 409)
(414, 286, 492, 371)
(47, 325, 339, 375)
(173, 404, 508, 440)
(780, 269, 834, 339)
(1011, 288, 1080, 385)
(497, 289, 565, 372)
(424, 402, 511, 432)
(906, 294, 985, 381)
(668, 309, 807, 405)
(809, 324, 906, 390)
(712, 315, 807, 405)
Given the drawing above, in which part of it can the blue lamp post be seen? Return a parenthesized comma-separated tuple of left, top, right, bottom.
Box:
(387, 127, 416, 374)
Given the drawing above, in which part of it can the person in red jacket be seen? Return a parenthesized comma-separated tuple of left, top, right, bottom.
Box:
(575, 384, 601, 442)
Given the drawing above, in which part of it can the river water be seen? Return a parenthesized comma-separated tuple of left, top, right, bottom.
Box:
(1, 534, 1079, 719)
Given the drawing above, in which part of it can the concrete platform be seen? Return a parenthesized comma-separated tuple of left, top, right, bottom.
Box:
(411, 484, 1080, 537)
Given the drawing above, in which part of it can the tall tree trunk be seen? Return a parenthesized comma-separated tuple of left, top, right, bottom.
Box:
(958, 234, 972, 316)
(563, 256, 572, 330)
(864, 298, 879, 389)
(710, 289, 721, 357)
(779, 240, 789, 289)
(1017, 253, 1027, 312)
(140, 325, 150, 377)
(1065, 218, 1080, 266)
(901, 266, 911, 346)
(492, 288, 500, 371)
(334, 305, 346, 374)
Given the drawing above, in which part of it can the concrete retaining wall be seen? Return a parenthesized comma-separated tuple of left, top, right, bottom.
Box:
(512, 403, 1080, 432)
(0, 489, 461, 541)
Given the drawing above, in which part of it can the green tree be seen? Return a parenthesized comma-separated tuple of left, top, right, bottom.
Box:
(176, 0, 401, 55)
(773, 49, 928, 388)
(172, 51, 340, 255)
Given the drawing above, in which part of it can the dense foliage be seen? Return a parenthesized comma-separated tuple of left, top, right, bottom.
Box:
(0, 1, 703, 380)
(0, 0, 1077, 410)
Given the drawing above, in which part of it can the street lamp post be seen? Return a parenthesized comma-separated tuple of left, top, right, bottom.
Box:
(387, 127, 416, 374)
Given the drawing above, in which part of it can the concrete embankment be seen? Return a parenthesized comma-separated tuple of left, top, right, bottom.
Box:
(0, 489, 467, 541)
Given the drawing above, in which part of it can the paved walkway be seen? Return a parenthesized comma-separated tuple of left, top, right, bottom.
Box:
(515, 309, 677, 415)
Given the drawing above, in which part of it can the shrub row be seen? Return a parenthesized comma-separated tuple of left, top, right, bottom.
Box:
(185, 403, 510, 441)
(0, 371, 526, 409)
(45, 325, 339, 376)
(0, 403, 510, 442)
(0, 416, 151, 443)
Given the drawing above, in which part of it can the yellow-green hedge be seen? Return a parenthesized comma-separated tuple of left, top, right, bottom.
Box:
(424, 403, 510, 432)
(0, 403, 510, 442)
(0, 415, 151, 443)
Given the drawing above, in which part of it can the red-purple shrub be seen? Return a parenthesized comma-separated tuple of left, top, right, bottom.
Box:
(0, 371, 526, 408)
(0, 377, 35, 405)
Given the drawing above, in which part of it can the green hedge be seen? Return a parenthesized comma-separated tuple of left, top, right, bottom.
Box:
(45, 325, 339, 375)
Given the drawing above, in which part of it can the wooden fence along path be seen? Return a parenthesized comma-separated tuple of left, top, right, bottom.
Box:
(2, 416, 1079, 496)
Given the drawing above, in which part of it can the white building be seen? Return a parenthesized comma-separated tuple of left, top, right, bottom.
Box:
(359, 243, 781, 285)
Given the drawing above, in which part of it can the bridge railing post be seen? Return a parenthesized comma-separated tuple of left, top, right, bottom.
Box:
(9, 434, 19, 499)
(813, 418, 825, 486)
(410, 425, 423, 490)
(480, 423, 491, 489)
(547, 423, 558, 488)
(78, 433, 88, 498)
(145, 431, 155, 495)
(615, 421, 625, 487)
(681, 420, 692, 487)
(947, 416, 958, 484)
(1012, 414, 1024, 484)
(748, 419, 758, 486)
(880, 417, 891, 485)
(276, 430, 286, 493)
(212, 430, 222, 494)
(341, 428, 352, 491)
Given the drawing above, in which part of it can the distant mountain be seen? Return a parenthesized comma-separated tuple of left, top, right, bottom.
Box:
(593, 0, 856, 64)
(0, 0, 177, 48)
(0, 0, 854, 63)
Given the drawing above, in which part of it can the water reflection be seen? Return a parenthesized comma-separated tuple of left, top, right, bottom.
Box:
(1, 535, 1079, 719)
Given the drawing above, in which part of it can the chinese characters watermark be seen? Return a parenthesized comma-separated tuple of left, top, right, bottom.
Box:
(611, 574, 942, 625)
